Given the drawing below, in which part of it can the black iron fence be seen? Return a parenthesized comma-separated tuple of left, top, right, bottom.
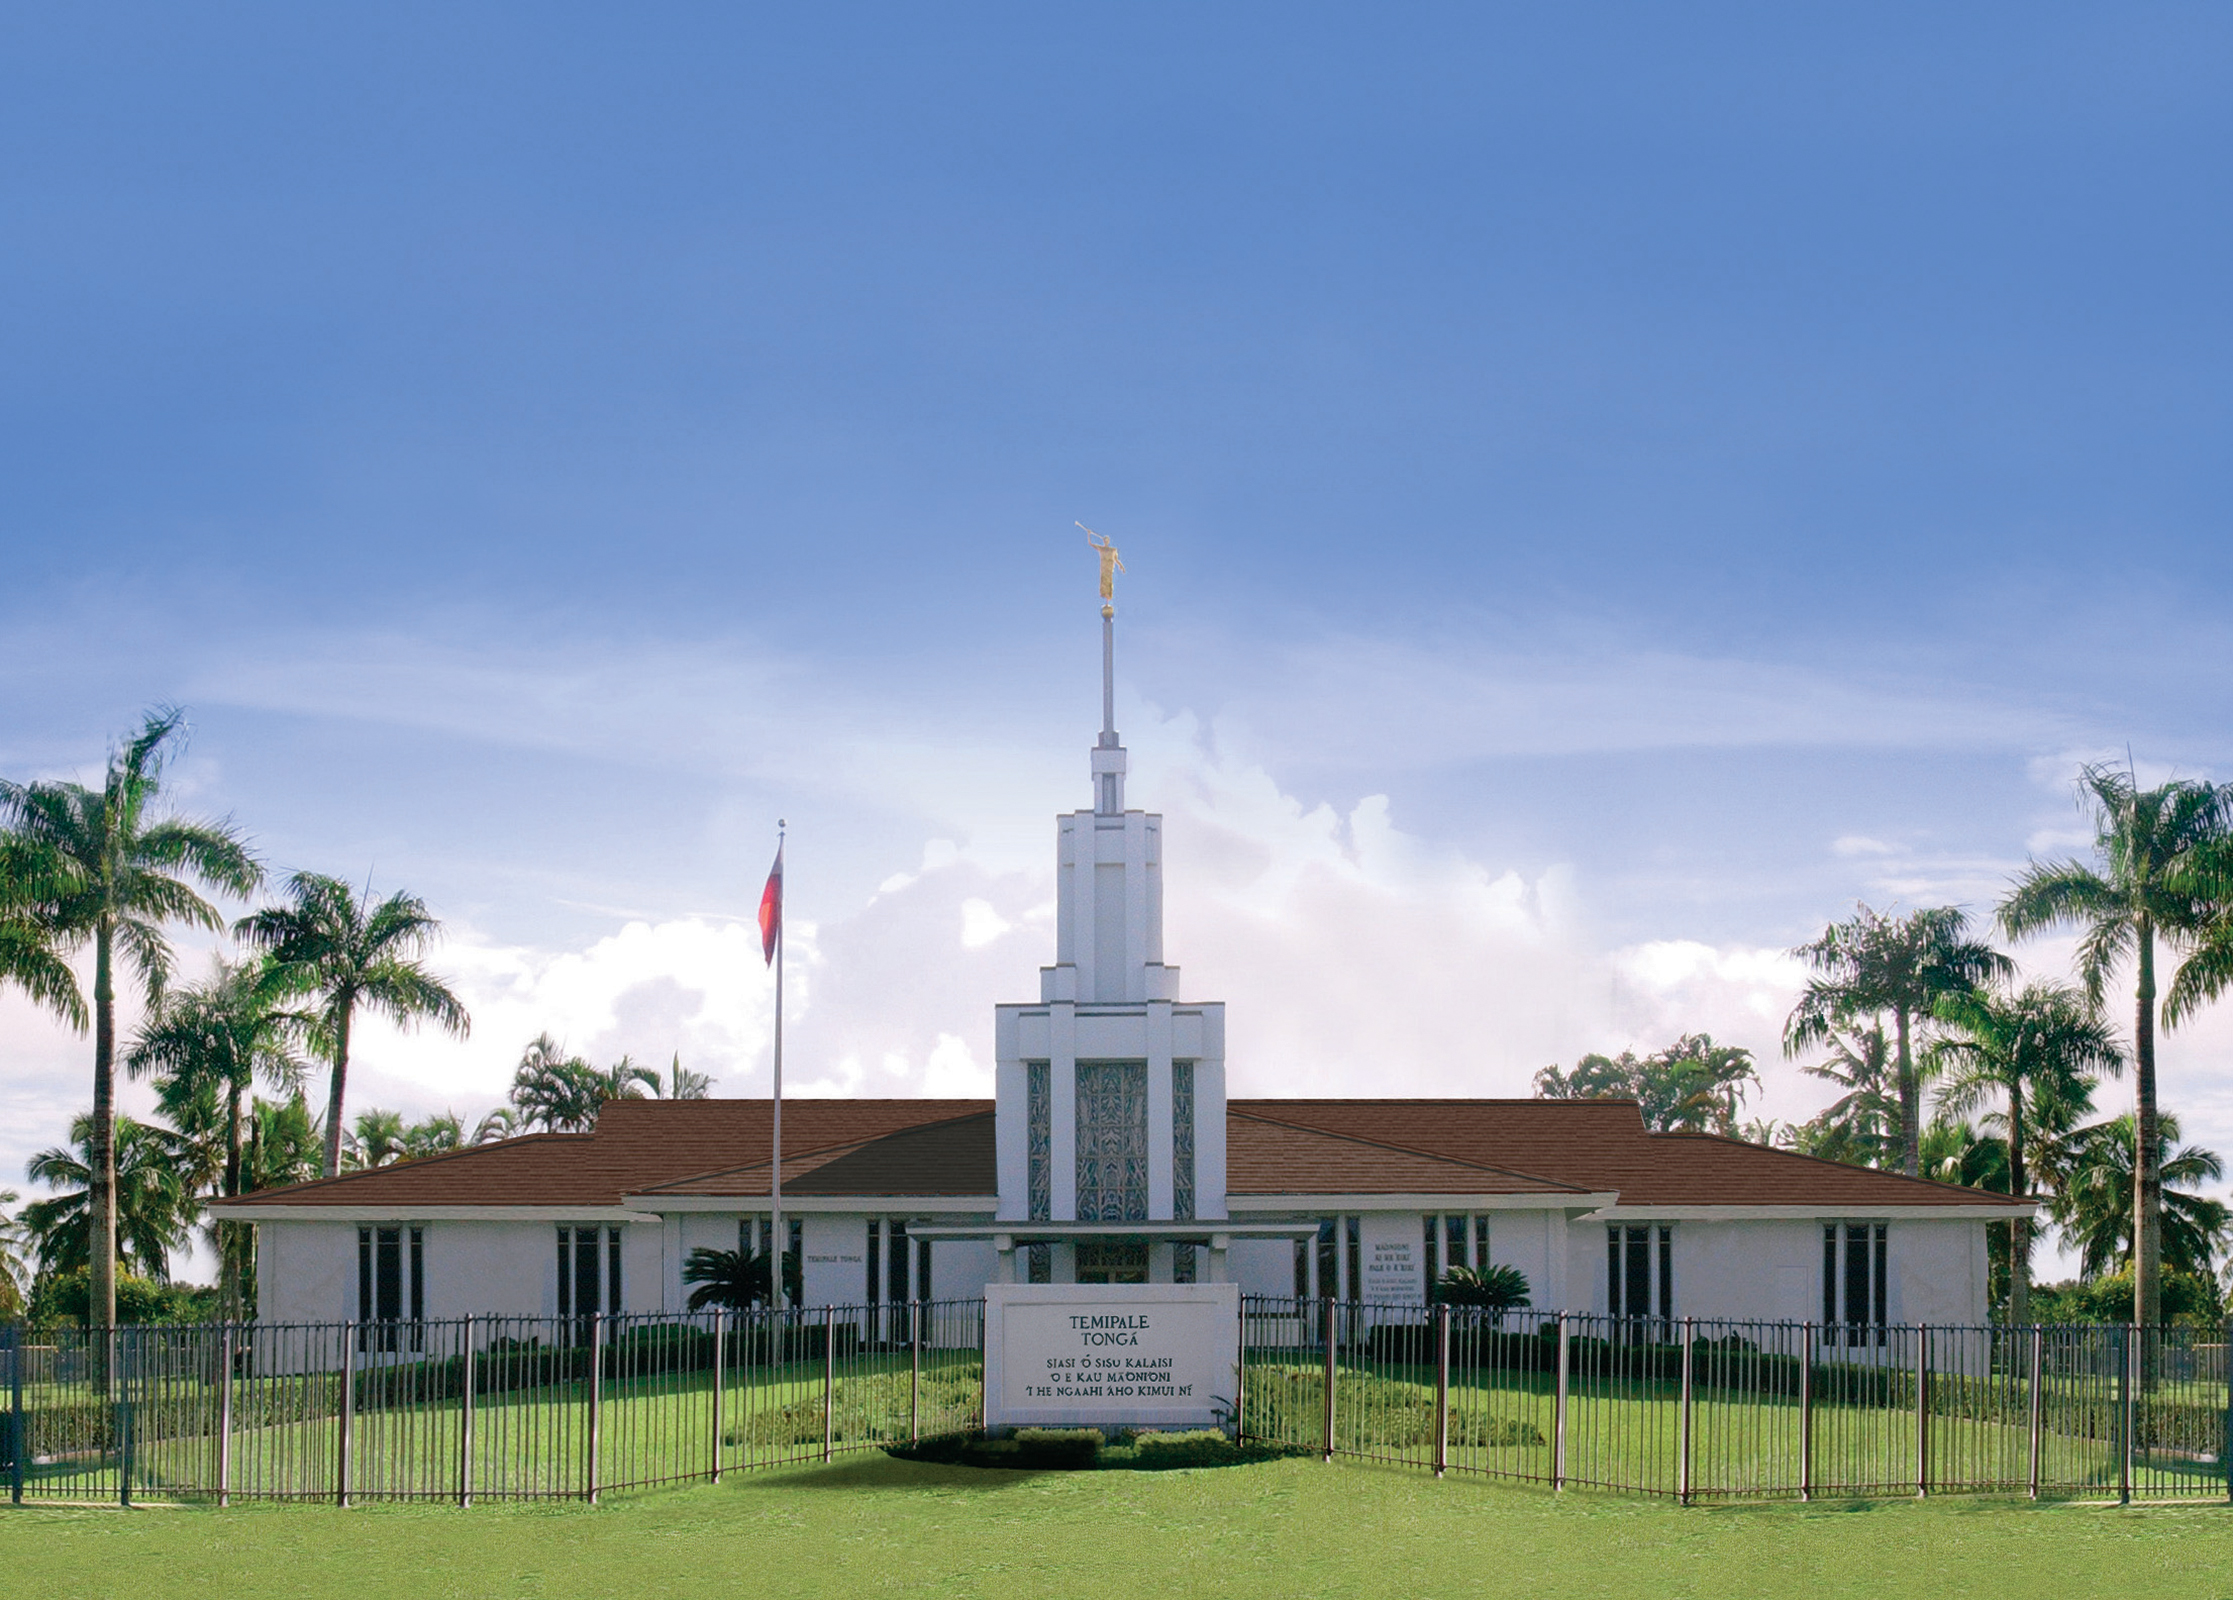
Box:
(6, 1298, 2226, 1505)
(0, 1300, 983, 1505)
(1237, 1297, 2233, 1502)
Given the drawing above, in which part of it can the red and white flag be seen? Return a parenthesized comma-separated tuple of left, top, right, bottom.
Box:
(757, 842, 783, 965)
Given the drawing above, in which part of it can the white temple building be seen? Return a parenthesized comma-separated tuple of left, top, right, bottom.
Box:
(219, 596, 2028, 1333)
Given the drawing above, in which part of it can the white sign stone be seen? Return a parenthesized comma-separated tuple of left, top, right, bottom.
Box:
(984, 1283, 1239, 1430)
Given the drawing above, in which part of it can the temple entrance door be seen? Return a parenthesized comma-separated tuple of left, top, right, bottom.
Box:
(1074, 1239, 1150, 1284)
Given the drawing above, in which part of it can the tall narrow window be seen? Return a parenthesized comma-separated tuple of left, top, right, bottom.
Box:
(1172, 1062, 1196, 1222)
(1173, 1243, 1197, 1284)
(1822, 1226, 1839, 1325)
(359, 1225, 424, 1352)
(556, 1225, 620, 1333)
(1656, 1226, 1673, 1327)
(1473, 1215, 1490, 1273)
(916, 1237, 933, 1302)
(1606, 1227, 1621, 1316)
(1026, 1062, 1051, 1222)
(1345, 1216, 1362, 1303)
(606, 1227, 622, 1316)
(1423, 1215, 1439, 1279)
(1293, 1238, 1310, 1299)
(1446, 1215, 1467, 1276)
(1844, 1223, 1871, 1344)
(1316, 1218, 1337, 1301)
(1027, 1242, 1051, 1284)
(1624, 1227, 1650, 1325)
(1872, 1224, 1888, 1330)
(866, 1221, 882, 1307)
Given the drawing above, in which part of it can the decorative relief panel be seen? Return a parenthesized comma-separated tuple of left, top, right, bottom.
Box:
(1027, 1061, 1051, 1223)
(1172, 1061, 1196, 1223)
(1074, 1060, 1149, 1222)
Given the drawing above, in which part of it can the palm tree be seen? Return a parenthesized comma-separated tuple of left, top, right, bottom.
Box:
(0, 707, 261, 1330)
(471, 1105, 523, 1144)
(1930, 982, 2120, 1325)
(664, 1054, 712, 1099)
(509, 1033, 599, 1131)
(0, 837, 88, 1033)
(23, 1115, 195, 1283)
(126, 957, 305, 1315)
(0, 1190, 31, 1319)
(586, 1055, 659, 1103)
(346, 1109, 410, 1169)
(2053, 1112, 2229, 1282)
(1998, 766, 2233, 1326)
(683, 1246, 776, 1311)
(1785, 905, 2012, 1178)
(405, 1112, 465, 1158)
(238, 872, 469, 1178)
(243, 1094, 324, 1194)
(1790, 1023, 1899, 1168)
(1533, 1036, 1758, 1133)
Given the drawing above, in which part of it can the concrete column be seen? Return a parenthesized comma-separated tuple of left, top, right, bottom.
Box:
(1050, 1003, 1078, 1222)
(1147, 1000, 1174, 1219)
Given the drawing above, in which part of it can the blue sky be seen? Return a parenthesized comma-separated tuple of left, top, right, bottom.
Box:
(3, 7, 2231, 1270)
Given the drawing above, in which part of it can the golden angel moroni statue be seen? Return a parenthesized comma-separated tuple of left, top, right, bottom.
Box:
(1079, 522, 1124, 601)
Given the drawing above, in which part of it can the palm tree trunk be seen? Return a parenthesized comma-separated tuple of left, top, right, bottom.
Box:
(322, 1000, 353, 1179)
(2134, 919, 2163, 1329)
(220, 1080, 243, 1320)
(89, 920, 118, 1334)
(1895, 1005, 1919, 1177)
(2006, 1083, 2030, 1328)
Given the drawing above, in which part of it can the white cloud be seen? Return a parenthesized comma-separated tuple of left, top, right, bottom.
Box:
(1832, 836, 1895, 857)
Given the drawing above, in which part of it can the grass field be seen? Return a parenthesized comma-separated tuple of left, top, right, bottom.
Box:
(5, 1454, 2231, 1600)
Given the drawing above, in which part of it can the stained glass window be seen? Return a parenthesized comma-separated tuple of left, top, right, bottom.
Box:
(1075, 1060, 1149, 1222)
(1027, 1061, 1051, 1222)
(1172, 1061, 1196, 1222)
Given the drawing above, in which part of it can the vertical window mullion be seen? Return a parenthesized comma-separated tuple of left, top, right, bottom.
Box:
(1872, 1223, 1888, 1341)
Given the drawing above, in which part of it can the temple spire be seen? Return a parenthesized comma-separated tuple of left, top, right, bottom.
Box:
(1081, 523, 1128, 815)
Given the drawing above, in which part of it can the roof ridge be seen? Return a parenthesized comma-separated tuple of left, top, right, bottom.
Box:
(1651, 1129, 2016, 1199)
(227, 1131, 592, 1203)
(1227, 1107, 1590, 1193)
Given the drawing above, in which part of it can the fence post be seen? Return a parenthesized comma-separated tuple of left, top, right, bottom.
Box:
(1677, 1319, 1694, 1506)
(458, 1315, 475, 1508)
(822, 1306, 836, 1464)
(710, 1309, 724, 1485)
(2027, 1324, 2043, 1501)
(1321, 1298, 1337, 1463)
(586, 1314, 604, 1504)
(910, 1301, 922, 1444)
(1797, 1321, 1813, 1502)
(1552, 1313, 1568, 1492)
(337, 1323, 354, 1509)
(1915, 1325, 1929, 1498)
(2222, 1316, 2231, 1506)
(1432, 1303, 1450, 1478)
(7, 1321, 21, 1508)
(217, 1324, 235, 1507)
(2118, 1324, 2134, 1506)
(1234, 1298, 1248, 1444)
(116, 1328, 133, 1509)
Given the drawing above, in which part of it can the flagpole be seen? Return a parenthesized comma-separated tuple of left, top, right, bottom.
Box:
(771, 820, 785, 1308)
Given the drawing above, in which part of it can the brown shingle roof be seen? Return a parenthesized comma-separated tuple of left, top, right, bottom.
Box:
(220, 1099, 993, 1209)
(1231, 1099, 2016, 1209)
(216, 1095, 2016, 1212)
(1226, 1110, 1589, 1196)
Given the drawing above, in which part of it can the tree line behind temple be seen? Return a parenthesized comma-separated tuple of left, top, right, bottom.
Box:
(0, 714, 2228, 1332)
(0, 709, 711, 1328)
(1535, 764, 2233, 1332)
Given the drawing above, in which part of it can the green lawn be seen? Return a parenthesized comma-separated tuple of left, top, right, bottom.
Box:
(5, 1455, 2231, 1600)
